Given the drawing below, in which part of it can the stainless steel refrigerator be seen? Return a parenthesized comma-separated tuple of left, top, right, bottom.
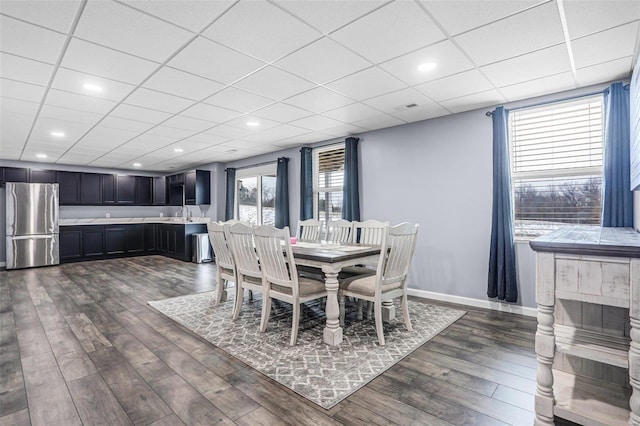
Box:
(6, 182, 60, 269)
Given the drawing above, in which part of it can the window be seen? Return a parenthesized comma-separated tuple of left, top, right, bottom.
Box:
(510, 95, 604, 237)
(235, 164, 276, 226)
(313, 144, 345, 229)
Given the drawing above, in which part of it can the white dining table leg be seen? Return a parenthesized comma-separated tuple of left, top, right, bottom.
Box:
(382, 300, 395, 321)
(322, 265, 343, 345)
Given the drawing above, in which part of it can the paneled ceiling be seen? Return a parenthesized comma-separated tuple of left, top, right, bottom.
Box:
(1, 0, 639, 172)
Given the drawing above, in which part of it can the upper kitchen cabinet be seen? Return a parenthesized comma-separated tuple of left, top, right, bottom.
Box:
(102, 174, 136, 205)
(30, 169, 57, 183)
(2, 167, 30, 185)
(80, 173, 102, 205)
(153, 176, 166, 206)
(185, 170, 210, 205)
(135, 176, 153, 206)
(101, 174, 116, 205)
(57, 171, 81, 204)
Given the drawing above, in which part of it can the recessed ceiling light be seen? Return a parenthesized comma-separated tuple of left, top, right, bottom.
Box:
(83, 83, 103, 92)
(417, 62, 437, 72)
(174, 148, 183, 153)
(50, 131, 65, 137)
(133, 163, 142, 167)
(36, 153, 47, 159)
(246, 121, 260, 127)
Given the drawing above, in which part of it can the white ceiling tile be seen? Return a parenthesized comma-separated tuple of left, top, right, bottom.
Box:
(420, 0, 544, 36)
(285, 87, 354, 113)
(100, 116, 155, 133)
(146, 125, 195, 139)
(124, 0, 234, 32)
(276, 131, 332, 147)
(362, 88, 432, 113)
(0, 0, 81, 33)
(0, 110, 32, 149)
(576, 56, 634, 87)
(121, 133, 179, 152)
(379, 40, 474, 86)
(331, 1, 445, 63)
(572, 22, 640, 69)
(163, 115, 216, 132)
(274, 38, 371, 84)
(124, 88, 193, 114)
(219, 139, 267, 150)
(143, 67, 224, 101)
(0, 15, 67, 64)
(164, 140, 211, 154)
(1, 97, 40, 116)
(289, 114, 345, 131)
(454, 2, 564, 66)
(205, 124, 255, 139)
(500, 72, 575, 102)
(169, 36, 265, 84)
(61, 38, 158, 84)
(481, 44, 572, 88)
(1, 78, 45, 103)
(45, 89, 117, 114)
(52, 68, 135, 102)
(274, 0, 386, 34)
(202, 1, 320, 62)
(563, 0, 640, 39)
(352, 113, 405, 131)
(321, 123, 366, 137)
(438, 90, 505, 114)
(74, 0, 193, 62)
(324, 102, 381, 122)
(240, 124, 310, 143)
(224, 116, 281, 132)
(252, 103, 312, 123)
(389, 103, 450, 122)
(326, 67, 406, 100)
(415, 69, 495, 102)
(109, 104, 172, 124)
(29, 116, 95, 145)
(182, 103, 243, 123)
(40, 104, 102, 125)
(234, 67, 316, 101)
(0, 52, 54, 86)
(204, 87, 274, 114)
(183, 133, 229, 146)
(81, 125, 148, 149)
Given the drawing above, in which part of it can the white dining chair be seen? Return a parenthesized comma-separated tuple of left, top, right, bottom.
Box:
(207, 221, 236, 307)
(351, 219, 389, 245)
(226, 222, 263, 320)
(253, 225, 327, 346)
(296, 219, 322, 241)
(338, 222, 419, 346)
(325, 219, 352, 243)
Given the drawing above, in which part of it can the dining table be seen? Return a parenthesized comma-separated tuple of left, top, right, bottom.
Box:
(290, 240, 381, 346)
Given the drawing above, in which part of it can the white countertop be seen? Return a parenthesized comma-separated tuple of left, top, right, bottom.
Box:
(60, 217, 211, 226)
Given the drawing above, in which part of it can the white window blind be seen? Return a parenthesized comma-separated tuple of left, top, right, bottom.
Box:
(314, 144, 345, 227)
(510, 95, 604, 237)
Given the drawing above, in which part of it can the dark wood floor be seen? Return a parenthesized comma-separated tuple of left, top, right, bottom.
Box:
(1, 255, 542, 425)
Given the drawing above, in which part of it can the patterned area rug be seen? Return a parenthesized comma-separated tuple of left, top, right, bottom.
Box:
(149, 290, 465, 409)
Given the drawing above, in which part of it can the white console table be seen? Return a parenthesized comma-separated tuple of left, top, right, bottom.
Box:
(530, 226, 640, 426)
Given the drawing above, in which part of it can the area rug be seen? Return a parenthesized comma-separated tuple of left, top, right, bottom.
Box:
(148, 289, 465, 409)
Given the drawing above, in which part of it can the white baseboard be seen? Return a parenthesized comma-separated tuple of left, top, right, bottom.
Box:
(406, 288, 538, 317)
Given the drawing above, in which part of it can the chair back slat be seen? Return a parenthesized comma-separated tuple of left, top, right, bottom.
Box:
(207, 222, 234, 270)
(352, 220, 389, 245)
(381, 223, 419, 284)
(254, 226, 295, 288)
(296, 219, 322, 241)
(325, 219, 352, 243)
(227, 223, 260, 277)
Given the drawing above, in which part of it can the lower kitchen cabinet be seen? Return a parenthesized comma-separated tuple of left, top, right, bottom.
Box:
(156, 223, 205, 262)
(60, 228, 83, 262)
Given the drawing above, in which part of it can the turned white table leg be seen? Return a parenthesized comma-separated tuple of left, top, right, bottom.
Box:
(321, 266, 343, 345)
(381, 300, 395, 321)
(535, 304, 555, 425)
(629, 318, 640, 426)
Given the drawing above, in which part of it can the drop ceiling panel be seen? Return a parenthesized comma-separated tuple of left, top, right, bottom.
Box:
(1, 78, 46, 103)
(454, 2, 564, 66)
(240, 124, 310, 143)
(52, 68, 135, 102)
(0, 0, 81, 33)
(1, 97, 40, 116)
(322, 123, 367, 137)
(162, 115, 216, 132)
(331, 1, 445, 63)
(119, 133, 178, 153)
(274, 38, 371, 84)
(0, 53, 54, 86)
(45, 89, 117, 115)
(100, 116, 155, 133)
(0, 111, 32, 149)
(499, 72, 575, 102)
(252, 103, 312, 123)
(438, 90, 505, 114)
(123, 0, 234, 32)
(276, 131, 333, 147)
(145, 125, 195, 140)
(420, 0, 544, 36)
(563, 0, 640, 39)
(415, 69, 494, 102)
(389, 103, 450, 122)
(29, 116, 94, 145)
(80, 125, 140, 149)
(182, 103, 242, 123)
(143, 67, 224, 101)
(224, 116, 281, 132)
(124, 88, 193, 114)
(40, 104, 103, 125)
(285, 87, 354, 113)
(204, 124, 255, 139)
(380, 40, 475, 86)
(572, 22, 640, 68)
(362, 88, 432, 113)
(109, 104, 172, 124)
(576, 56, 634, 86)
(182, 133, 229, 146)
(326, 67, 406, 101)
(204, 87, 273, 114)
(169, 36, 265, 84)
(324, 102, 381, 123)
(74, 0, 193, 62)
(289, 115, 345, 131)
(202, 1, 320, 62)
(480, 44, 572, 88)
(352, 113, 405, 131)
(61, 38, 158, 84)
(234, 67, 316, 101)
(0, 15, 67, 64)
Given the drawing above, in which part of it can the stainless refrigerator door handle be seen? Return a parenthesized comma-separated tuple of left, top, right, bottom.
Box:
(9, 235, 55, 240)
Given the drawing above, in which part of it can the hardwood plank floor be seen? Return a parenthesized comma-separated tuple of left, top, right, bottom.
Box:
(0, 255, 557, 425)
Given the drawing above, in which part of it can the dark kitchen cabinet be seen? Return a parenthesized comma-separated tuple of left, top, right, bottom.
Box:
(126, 224, 145, 254)
(167, 173, 184, 185)
(81, 226, 106, 258)
(30, 169, 57, 183)
(116, 175, 136, 204)
(106, 227, 126, 255)
(80, 173, 102, 205)
(156, 223, 206, 261)
(3, 167, 29, 185)
(101, 174, 116, 204)
(135, 176, 152, 205)
(185, 170, 210, 205)
(152, 176, 166, 205)
(60, 228, 83, 262)
(144, 224, 157, 252)
(57, 171, 81, 205)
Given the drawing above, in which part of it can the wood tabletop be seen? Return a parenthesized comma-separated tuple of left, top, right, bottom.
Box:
(529, 225, 640, 258)
(291, 241, 381, 263)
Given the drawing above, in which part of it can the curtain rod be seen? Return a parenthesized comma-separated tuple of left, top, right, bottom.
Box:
(299, 139, 348, 152)
(225, 160, 276, 172)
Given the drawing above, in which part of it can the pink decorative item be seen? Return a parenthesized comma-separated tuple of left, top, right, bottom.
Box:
(290, 237, 297, 245)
